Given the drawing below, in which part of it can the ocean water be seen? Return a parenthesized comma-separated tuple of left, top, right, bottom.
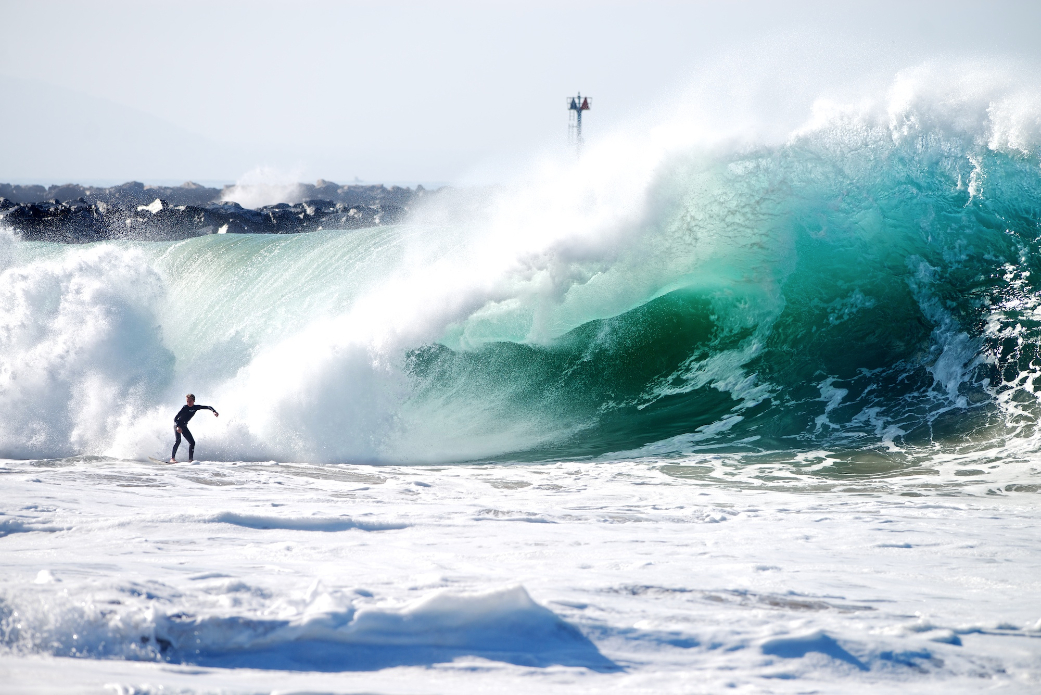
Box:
(2, 65, 1041, 692)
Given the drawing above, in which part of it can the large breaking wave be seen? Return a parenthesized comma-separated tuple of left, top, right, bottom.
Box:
(3, 64, 1041, 468)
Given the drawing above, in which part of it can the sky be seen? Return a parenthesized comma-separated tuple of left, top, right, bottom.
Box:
(2, 0, 1041, 187)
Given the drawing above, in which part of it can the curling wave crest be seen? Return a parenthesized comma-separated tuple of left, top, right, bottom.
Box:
(2, 64, 1041, 471)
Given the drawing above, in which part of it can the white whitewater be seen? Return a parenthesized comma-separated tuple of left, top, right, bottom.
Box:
(2, 64, 1041, 693)
(1, 458, 1039, 692)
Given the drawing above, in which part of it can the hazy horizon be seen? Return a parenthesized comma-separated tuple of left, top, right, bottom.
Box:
(3, 0, 1041, 188)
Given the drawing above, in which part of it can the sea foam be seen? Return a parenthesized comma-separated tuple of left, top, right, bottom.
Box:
(3, 63, 1041, 465)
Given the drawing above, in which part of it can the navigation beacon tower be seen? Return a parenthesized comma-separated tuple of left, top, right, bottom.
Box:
(567, 93, 591, 155)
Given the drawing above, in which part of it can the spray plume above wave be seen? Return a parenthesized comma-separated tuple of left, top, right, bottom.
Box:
(2, 62, 1041, 468)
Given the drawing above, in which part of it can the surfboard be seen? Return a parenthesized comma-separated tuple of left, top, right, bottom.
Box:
(148, 456, 176, 465)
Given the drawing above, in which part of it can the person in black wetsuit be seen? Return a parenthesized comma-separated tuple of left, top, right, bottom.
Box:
(171, 394, 219, 462)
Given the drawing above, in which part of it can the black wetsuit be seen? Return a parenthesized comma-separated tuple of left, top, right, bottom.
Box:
(172, 404, 216, 460)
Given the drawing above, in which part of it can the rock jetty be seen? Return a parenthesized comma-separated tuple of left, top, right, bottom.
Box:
(0, 180, 426, 242)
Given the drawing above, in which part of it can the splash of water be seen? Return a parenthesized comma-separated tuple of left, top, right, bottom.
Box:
(2, 63, 1041, 470)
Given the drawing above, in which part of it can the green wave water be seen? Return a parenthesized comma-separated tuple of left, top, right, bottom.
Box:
(3, 67, 1041, 478)
(403, 130, 1041, 465)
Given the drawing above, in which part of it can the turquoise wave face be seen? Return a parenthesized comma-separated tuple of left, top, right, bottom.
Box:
(405, 144, 1041, 461)
(3, 71, 1041, 468)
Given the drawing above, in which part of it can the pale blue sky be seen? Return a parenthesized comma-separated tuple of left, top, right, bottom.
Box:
(2, 1, 1040, 186)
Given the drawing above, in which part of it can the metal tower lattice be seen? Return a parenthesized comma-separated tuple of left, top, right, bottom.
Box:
(567, 93, 591, 155)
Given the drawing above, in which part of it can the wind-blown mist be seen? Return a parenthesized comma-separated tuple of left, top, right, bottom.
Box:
(3, 63, 1041, 466)
(220, 166, 309, 209)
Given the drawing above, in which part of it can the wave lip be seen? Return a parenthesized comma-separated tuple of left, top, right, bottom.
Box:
(5, 64, 1041, 465)
(181, 585, 617, 671)
(0, 515, 60, 538)
(0, 585, 617, 672)
(207, 512, 407, 532)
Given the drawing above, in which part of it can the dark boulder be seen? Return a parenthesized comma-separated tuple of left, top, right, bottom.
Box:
(0, 180, 432, 242)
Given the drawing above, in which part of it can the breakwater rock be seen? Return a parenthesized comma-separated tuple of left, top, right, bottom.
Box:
(0, 180, 426, 242)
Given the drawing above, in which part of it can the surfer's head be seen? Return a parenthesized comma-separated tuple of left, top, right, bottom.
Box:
(186, 394, 195, 404)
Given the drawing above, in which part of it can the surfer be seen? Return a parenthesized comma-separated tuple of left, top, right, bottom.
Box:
(170, 394, 219, 463)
